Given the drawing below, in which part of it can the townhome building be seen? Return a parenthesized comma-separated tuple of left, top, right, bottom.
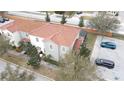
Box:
(0, 15, 86, 61)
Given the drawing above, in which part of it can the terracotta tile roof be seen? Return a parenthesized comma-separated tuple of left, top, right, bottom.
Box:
(31, 23, 80, 46)
(6, 15, 81, 47)
(7, 18, 42, 33)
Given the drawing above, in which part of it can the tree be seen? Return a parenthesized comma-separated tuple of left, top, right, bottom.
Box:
(89, 12, 120, 33)
(61, 14, 67, 24)
(79, 44, 91, 58)
(55, 11, 65, 14)
(0, 64, 35, 81)
(57, 51, 100, 81)
(45, 11, 50, 22)
(78, 17, 84, 27)
(19, 42, 41, 68)
(0, 36, 9, 55)
(27, 54, 41, 68)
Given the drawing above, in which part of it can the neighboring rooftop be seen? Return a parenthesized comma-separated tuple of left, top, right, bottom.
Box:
(4, 15, 81, 47)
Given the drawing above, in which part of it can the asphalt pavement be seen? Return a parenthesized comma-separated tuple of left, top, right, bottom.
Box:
(91, 36, 124, 80)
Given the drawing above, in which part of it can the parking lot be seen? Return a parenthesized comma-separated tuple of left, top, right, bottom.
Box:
(91, 36, 124, 80)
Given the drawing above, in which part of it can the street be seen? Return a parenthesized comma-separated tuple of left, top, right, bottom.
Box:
(91, 36, 124, 80)
(0, 58, 53, 81)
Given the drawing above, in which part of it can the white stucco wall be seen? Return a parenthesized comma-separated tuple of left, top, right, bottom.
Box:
(44, 39, 70, 61)
(0, 29, 14, 41)
(12, 31, 28, 47)
(60, 45, 70, 59)
(29, 35, 45, 52)
(2, 29, 13, 39)
(44, 40, 60, 61)
(0, 29, 2, 34)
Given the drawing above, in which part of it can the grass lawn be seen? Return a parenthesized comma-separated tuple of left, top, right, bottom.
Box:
(112, 33, 124, 40)
(0, 53, 57, 80)
(86, 33, 97, 50)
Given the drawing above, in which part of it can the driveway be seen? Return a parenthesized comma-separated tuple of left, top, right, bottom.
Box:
(91, 36, 124, 80)
(0, 58, 53, 81)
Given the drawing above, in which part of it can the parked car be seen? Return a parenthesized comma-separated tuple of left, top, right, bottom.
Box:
(95, 58, 115, 69)
(76, 11, 83, 14)
(0, 17, 5, 23)
(3, 17, 9, 21)
(100, 42, 116, 49)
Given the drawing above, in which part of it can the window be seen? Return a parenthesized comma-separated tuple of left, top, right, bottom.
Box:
(36, 38, 39, 42)
(26, 34, 28, 37)
(50, 44, 53, 49)
(62, 47, 65, 52)
(8, 33, 10, 36)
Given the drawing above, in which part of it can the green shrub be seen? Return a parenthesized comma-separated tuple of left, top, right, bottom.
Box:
(78, 17, 84, 27)
(42, 54, 60, 66)
(61, 14, 67, 24)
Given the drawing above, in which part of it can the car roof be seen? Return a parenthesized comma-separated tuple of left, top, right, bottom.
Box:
(102, 42, 115, 45)
(100, 59, 114, 64)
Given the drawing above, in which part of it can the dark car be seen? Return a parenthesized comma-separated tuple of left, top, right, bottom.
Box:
(3, 17, 9, 21)
(100, 42, 116, 49)
(95, 58, 115, 69)
(76, 11, 83, 14)
(0, 17, 5, 23)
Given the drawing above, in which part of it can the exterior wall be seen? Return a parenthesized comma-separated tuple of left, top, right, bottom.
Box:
(0, 29, 14, 41)
(1, 29, 13, 39)
(60, 45, 70, 59)
(44, 40, 70, 61)
(12, 31, 28, 47)
(29, 35, 45, 52)
(44, 40, 59, 61)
